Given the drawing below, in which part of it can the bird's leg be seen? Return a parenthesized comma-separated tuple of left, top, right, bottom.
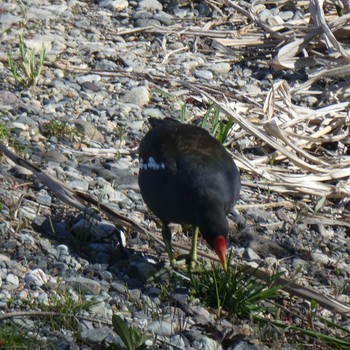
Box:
(162, 223, 176, 265)
(188, 226, 199, 270)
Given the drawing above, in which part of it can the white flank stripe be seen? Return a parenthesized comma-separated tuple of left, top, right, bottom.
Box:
(140, 157, 165, 170)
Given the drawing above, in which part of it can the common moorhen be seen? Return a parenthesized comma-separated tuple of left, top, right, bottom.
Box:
(138, 118, 240, 270)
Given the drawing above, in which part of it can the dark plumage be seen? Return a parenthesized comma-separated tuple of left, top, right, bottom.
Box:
(138, 118, 240, 270)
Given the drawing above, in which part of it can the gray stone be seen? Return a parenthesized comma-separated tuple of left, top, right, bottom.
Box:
(80, 327, 115, 344)
(66, 277, 101, 295)
(170, 334, 186, 348)
(99, 0, 128, 12)
(120, 86, 150, 107)
(142, 107, 164, 118)
(173, 8, 188, 18)
(138, 0, 162, 11)
(76, 74, 102, 85)
(5, 273, 19, 289)
(147, 320, 173, 336)
(258, 9, 271, 22)
(233, 340, 266, 349)
(135, 18, 161, 27)
(68, 180, 89, 191)
(312, 252, 331, 265)
(43, 151, 68, 163)
(74, 120, 105, 143)
(280, 11, 294, 21)
(193, 336, 222, 350)
(207, 63, 231, 75)
(267, 15, 284, 26)
(0, 90, 19, 106)
(154, 11, 173, 26)
(88, 301, 109, 317)
(36, 190, 52, 206)
(194, 69, 213, 80)
(245, 248, 261, 261)
(24, 269, 48, 287)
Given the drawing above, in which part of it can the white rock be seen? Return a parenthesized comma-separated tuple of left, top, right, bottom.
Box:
(99, 0, 128, 11)
(207, 62, 231, 75)
(120, 86, 150, 107)
(194, 69, 213, 80)
(76, 74, 102, 84)
(19, 290, 29, 300)
(45, 4, 68, 15)
(267, 15, 284, 26)
(25, 269, 48, 287)
(138, 0, 162, 11)
(25, 38, 52, 52)
(6, 273, 19, 288)
(10, 122, 29, 131)
(193, 336, 222, 350)
(312, 252, 331, 265)
(57, 245, 69, 254)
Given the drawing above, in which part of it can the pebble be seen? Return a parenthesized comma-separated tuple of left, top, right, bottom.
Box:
(138, 0, 163, 11)
(80, 326, 117, 344)
(147, 320, 173, 336)
(192, 336, 222, 350)
(194, 69, 214, 80)
(5, 273, 19, 289)
(66, 277, 102, 295)
(207, 62, 231, 75)
(120, 86, 150, 107)
(25, 269, 48, 287)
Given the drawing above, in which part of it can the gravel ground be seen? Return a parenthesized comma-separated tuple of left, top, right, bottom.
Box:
(0, 1, 350, 349)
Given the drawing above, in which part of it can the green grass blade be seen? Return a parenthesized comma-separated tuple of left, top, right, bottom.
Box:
(112, 315, 134, 350)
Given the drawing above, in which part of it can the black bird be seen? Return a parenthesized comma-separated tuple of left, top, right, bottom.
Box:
(138, 118, 240, 270)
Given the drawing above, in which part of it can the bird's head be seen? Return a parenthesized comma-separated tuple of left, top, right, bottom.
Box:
(199, 206, 229, 272)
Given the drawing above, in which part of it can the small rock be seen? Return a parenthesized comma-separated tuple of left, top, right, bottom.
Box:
(207, 63, 231, 75)
(138, 0, 163, 11)
(76, 74, 102, 84)
(80, 326, 116, 344)
(292, 258, 310, 271)
(43, 151, 68, 163)
(154, 11, 173, 26)
(245, 247, 261, 260)
(142, 107, 164, 118)
(120, 86, 150, 107)
(25, 269, 48, 287)
(279, 11, 294, 21)
(66, 277, 101, 295)
(6, 273, 19, 289)
(135, 18, 161, 27)
(267, 15, 284, 26)
(233, 340, 266, 350)
(68, 180, 89, 191)
(74, 120, 105, 143)
(170, 334, 187, 348)
(312, 252, 330, 265)
(173, 7, 188, 18)
(99, 0, 128, 12)
(147, 320, 172, 336)
(194, 69, 213, 80)
(193, 336, 222, 350)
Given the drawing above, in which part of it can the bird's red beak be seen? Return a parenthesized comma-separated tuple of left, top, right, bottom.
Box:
(214, 236, 227, 272)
